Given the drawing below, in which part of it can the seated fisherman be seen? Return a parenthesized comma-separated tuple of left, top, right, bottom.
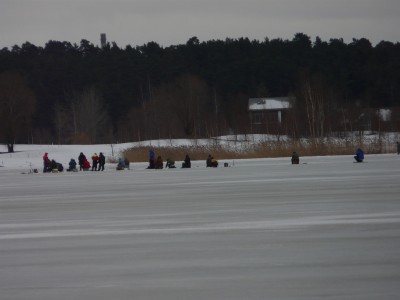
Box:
(291, 151, 300, 164)
(165, 158, 176, 168)
(155, 156, 164, 169)
(116, 158, 126, 170)
(67, 158, 78, 172)
(210, 157, 218, 168)
(354, 148, 364, 163)
(182, 154, 191, 168)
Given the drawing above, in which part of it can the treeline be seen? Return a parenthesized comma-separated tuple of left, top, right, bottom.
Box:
(1, 33, 400, 147)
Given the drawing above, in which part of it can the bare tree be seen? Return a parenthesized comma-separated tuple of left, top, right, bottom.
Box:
(299, 73, 330, 138)
(159, 74, 209, 137)
(53, 101, 69, 144)
(0, 71, 36, 152)
(64, 87, 111, 144)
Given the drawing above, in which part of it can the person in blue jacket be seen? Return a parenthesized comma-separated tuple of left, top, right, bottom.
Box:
(148, 149, 155, 169)
(354, 148, 364, 162)
(116, 158, 126, 170)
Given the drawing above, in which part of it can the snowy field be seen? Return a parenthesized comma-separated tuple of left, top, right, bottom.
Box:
(1, 145, 400, 299)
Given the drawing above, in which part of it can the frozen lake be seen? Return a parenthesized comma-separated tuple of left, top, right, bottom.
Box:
(1, 155, 400, 299)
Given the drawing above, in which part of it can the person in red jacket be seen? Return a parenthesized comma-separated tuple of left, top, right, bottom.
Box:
(83, 158, 91, 171)
(43, 152, 50, 173)
(91, 153, 99, 171)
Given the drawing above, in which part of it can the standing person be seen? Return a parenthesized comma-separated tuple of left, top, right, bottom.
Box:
(43, 152, 50, 173)
(148, 149, 155, 169)
(206, 154, 212, 167)
(98, 152, 106, 171)
(78, 152, 86, 171)
(91, 153, 99, 171)
(397, 142, 400, 155)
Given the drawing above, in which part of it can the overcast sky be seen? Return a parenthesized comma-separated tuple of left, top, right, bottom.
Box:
(1, 0, 399, 48)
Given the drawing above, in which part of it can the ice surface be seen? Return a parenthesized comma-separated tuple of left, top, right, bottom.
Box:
(1, 151, 400, 300)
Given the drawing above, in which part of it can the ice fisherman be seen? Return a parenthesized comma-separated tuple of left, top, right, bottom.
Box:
(78, 152, 86, 171)
(182, 154, 191, 168)
(148, 149, 155, 169)
(206, 155, 218, 168)
(116, 158, 126, 170)
(165, 158, 176, 168)
(155, 156, 164, 169)
(67, 158, 78, 172)
(354, 148, 364, 163)
(206, 154, 212, 167)
(291, 151, 300, 164)
(91, 153, 99, 171)
(98, 152, 106, 171)
(82, 158, 91, 171)
(43, 152, 50, 173)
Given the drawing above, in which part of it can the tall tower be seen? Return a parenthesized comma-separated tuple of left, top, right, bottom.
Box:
(100, 33, 107, 47)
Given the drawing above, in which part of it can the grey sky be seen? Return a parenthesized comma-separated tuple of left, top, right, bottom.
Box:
(1, 0, 399, 48)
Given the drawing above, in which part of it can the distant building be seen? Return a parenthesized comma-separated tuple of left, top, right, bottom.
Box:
(100, 33, 107, 47)
(248, 97, 293, 133)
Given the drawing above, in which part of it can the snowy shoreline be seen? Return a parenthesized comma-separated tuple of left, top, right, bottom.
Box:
(1, 142, 398, 171)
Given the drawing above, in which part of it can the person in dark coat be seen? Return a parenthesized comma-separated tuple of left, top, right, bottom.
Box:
(67, 158, 77, 172)
(155, 156, 163, 169)
(98, 152, 106, 171)
(166, 158, 176, 168)
(397, 142, 400, 155)
(206, 154, 212, 167)
(78, 152, 86, 171)
(182, 154, 191, 168)
(354, 148, 364, 163)
(50, 159, 58, 171)
(57, 162, 64, 172)
(291, 151, 300, 164)
(124, 157, 130, 170)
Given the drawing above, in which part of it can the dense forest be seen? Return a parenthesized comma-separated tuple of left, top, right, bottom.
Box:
(1, 33, 400, 149)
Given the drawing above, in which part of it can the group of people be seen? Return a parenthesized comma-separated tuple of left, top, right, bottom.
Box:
(147, 149, 193, 169)
(76, 152, 106, 171)
(146, 150, 222, 169)
(43, 152, 106, 173)
(42, 152, 64, 173)
(206, 155, 218, 167)
(146, 149, 164, 169)
(290, 148, 366, 164)
(43, 145, 371, 174)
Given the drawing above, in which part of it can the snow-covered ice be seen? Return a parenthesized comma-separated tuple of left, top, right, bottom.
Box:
(1, 145, 400, 299)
